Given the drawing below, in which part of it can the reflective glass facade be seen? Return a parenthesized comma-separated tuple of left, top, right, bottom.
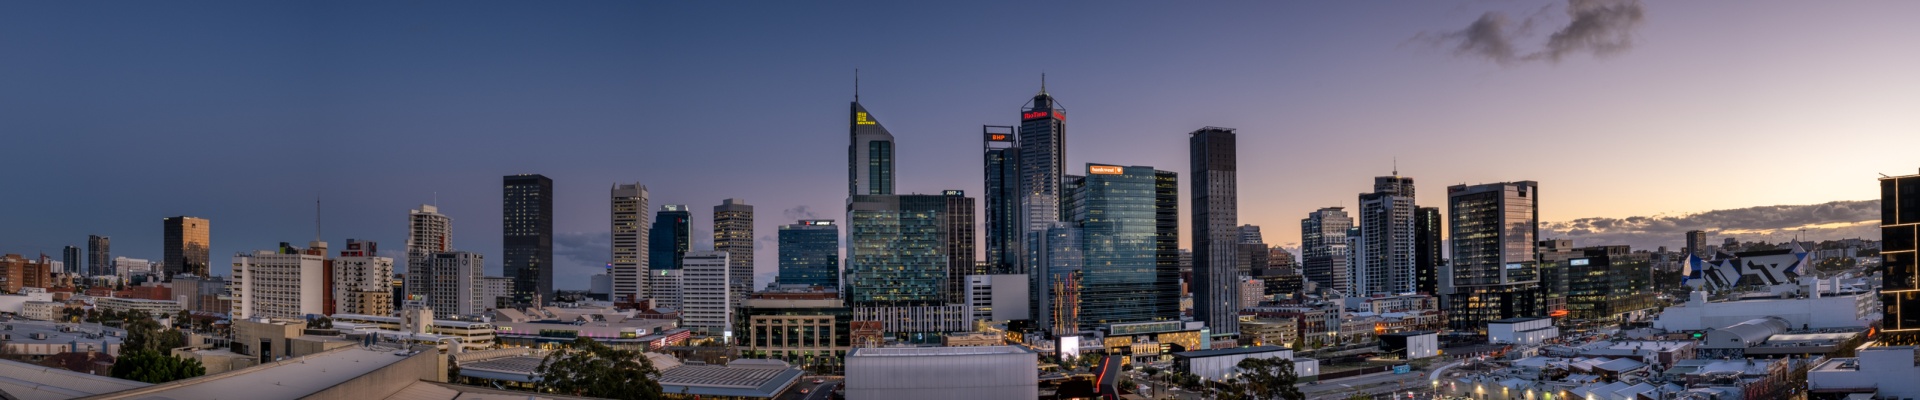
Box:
(1444, 181, 1541, 331)
(778, 220, 840, 288)
(1882, 174, 1920, 345)
(1414, 207, 1442, 296)
(649, 205, 690, 270)
(163, 216, 211, 278)
(1070, 165, 1178, 328)
(503, 174, 553, 305)
(846, 195, 949, 306)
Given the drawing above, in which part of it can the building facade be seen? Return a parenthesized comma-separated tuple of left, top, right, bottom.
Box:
(714, 199, 754, 306)
(1414, 207, 1443, 296)
(1189, 127, 1240, 338)
(846, 194, 950, 306)
(162, 216, 210, 279)
(1880, 172, 1920, 345)
(648, 204, 691, 271)
(416, 251, 485, 316)
(983, 125, 1021, 275)
(88, 235, 110, 277)
(849, 100, 895, 196)
(1017, 87, 1066, 241)
(681, 251, 732, 336)
(1066, 164, 1180, 329)
(777, 219, 839, 288)
(333, 239, 393, 316)
(230, 246, 326, 319)
(1444, 181, 1543, 331)
(406, 204, 450, 301)
(503, 174, 554, 305)
(610, 183, 649, 302)
(1301, 207, 1353, 294)
(944, 192, 975, 304)
(1357, 175, 1415, 296)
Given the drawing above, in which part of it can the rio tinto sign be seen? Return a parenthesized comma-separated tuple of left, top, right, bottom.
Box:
(1088, 165, 1124, 175)
(1022, 110, 1064, 121)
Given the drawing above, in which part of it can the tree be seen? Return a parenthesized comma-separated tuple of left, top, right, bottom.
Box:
(110, 350, 205, 383)
(312, 316, 333, 329)
(1236, 357, 1306, 400)
(123, 316, 184, 354)
(1345, 393, 1372, 400)
(534, 337, 664, 400)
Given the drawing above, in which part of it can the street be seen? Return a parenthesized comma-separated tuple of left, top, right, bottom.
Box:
(778, 378, 840, 400)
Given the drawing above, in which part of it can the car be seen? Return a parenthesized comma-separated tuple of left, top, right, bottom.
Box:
(812, 378, 825, 384)
(799, 388, 811, 394)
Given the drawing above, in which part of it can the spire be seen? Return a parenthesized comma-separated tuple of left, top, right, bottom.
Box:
(1040, 72, 1048, 95)
(854, 68, 860, 102)
(1393, 157, 1399, 177)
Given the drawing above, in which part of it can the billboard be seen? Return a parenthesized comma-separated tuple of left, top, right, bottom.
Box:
(1088, 165, 1124, 175)
(986, 132, 1013, 142)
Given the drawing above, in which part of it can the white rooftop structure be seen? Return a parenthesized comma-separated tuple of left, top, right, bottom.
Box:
(0, 359, 149, 400)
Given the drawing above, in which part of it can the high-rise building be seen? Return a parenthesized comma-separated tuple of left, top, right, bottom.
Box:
(611, 183, 649, 302)
(62, 246, 81, 275)
(652, 269, 684, 310)
(0, 254, 52, 293)
(1414, 207, 1443, 296)
(1030, 222, 1083, 334)
(1018, 85, 1067, 237)
(944, 191, 976, 304)
(650, 205, 692, 270)
(681, 251, 732, 336)
(1265, 247, 1297, 276)
(1155, 170, 1181, 312)
(1444, 181, 1543, 331)
(984, 125, 1022, 275)
(846, 195, 950, 306)
(406, 205, 451, 301)
(231, 244, 327, 319)
(1236, 225, 1267, 278)
(1064, 164, 1180, 329)
(87, 235, 110, 277)
(714, 199, 755, 303)
(1239, 225, 1264, 245)
(1880, 172, 1920, 345)
(415, 251, 485, 316)
(162, 216, 211, 279)
(1358, 175, 1416, 296)
(778, 220, 839, 288)
(850, 98, 895, 197)
(1189, 126, 1240, 338)
(1301, 207, 1353, 294)
(1685, 230, 1709, 257)
(481, 275, 513, 309)
(503, 174, 554, 305)
(333, 239, 393, 316)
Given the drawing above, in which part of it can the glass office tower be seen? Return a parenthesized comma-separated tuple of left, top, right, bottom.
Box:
(778, 219, 840, 288)
(846, 194, 949, 306)
(1881, 173, 1920, 345)
(503, 174, 554, 305)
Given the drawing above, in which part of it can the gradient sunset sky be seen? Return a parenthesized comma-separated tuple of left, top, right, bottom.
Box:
(4, 1, 1917, 289)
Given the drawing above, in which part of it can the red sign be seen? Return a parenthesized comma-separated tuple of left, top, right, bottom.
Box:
(987, 133, 1012, 142)
(1022, 111, 1050, 120)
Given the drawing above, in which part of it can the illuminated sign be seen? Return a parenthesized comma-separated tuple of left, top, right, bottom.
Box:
(802, 220, 834, 226)
(986, 133, 1012, 142)
(1505, 263, 1525, 270)
(1088, 165, 1124, 175)
(855, 112, 876, 125)
(1022, 111, 1050, 120)
(1570, 259, 1590, 266)
(943, 190, 964, 196)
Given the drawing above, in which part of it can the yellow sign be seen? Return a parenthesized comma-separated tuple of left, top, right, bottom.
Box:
(1089, 165, 1124, 175)
(855, 112, 876, 125)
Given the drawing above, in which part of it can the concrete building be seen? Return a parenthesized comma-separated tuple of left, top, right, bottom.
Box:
(610, 183, 649, 303)
(1240, 277, 1265, 309)
(0, 254, 53, 293)
(714, 199, 754, 307)
(1172, 346, 1318, 382)
(845, 346, 1038, 400)
(1487, 317, 1558, 345)
(681, 251, 731, 336)
(1380, 331, 1438, 359)
(168, 274, 227, 313)
(741, 292, 850, 372)
(95, 297, 182, 316)
(966, 274, 1030, 323)
(162, 216, 211, 278)
(1301, 207, 1353, 295)
(111, 256, 151, 280)
(481, 275, 512, 310)
(650, 269, 683, 310)
(1809, 345, 1920, 399)
(588, 273, 611, 299)
(503, 174, 554, 305)
(1189, 126, 1241, 339)
(1357, 175, 1416, 296)
(231, 245, 327, 319)
(331, 312, 497, 351)
(87, 234, 110, 277)
(1653, 281, 1875, 331)
(333, 239, 393, 317)
(405, 204, 451, 302)
(408, 251, 484, 317)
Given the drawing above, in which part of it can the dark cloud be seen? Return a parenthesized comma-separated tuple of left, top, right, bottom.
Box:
(1542, 200, 1880, 250)
(553, 231, 611, 273)
(1422, 0, 1645, 65)
(783, 205, 824, 221)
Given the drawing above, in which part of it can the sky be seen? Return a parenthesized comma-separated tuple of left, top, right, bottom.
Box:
(3, 1, 1917, 290)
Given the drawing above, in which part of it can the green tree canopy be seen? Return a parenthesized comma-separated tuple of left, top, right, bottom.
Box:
(122, 316, 185, 354)
(534, 337, 664, 400)
(110, 350, 206, 383)
(1237, 357, 1306, 400)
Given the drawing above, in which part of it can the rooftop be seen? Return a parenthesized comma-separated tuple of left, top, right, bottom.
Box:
(848, 345, 1034, 358)
(1490, 317, 1551, 324)
(0, 359, 149, 400)
(659, 359, 804, 398)
(89, 346, 425, 400)
(1171, 346, 1290, 359)
(0, 321, 125, 346)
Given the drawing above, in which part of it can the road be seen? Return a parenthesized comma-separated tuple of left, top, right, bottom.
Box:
(778, 378, 840, 400)
(1303, 370, 1430, 400)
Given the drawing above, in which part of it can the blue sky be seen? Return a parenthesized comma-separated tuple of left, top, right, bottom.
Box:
(3, 1, 1916, 289)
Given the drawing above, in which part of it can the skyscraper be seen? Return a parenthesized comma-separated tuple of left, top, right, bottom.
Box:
(778, 219, 839, 288)
(1414, 207, 1443, 296)
(1358, 175, 1416, 296)
(334, 239, 394, 316)
(1239, 225, 1264, 245)
(1444, 181, 1542, 331)
(422, 251, 485, 316)
(87, 235, 110, 277)
(406, 205, 451, 301)
(163, 216, 211, 279)
(1030, 222, 1083, 334)
(1880, 172, 1920, 345)
(503, 174, 554, 305)
(984, 125, 1022, 274)
(611, 183, 649, 302)
(1065, 164, 1179, 328)
(846, 194, 950, 305)
(944, 191, 976, 304)
(650, 205, 691, 270)
(1019, 84, 1067, 237)
(1685, 230, 1708, 257)
(1154, 170, 1181, 315)
(1301, 207, 1353, 294)
(850, 98, 895, 196)
(231, 244, 326, 319)
(62, 246, 80, 275)
(1189, 126, 1240, 338)
(714, 199, 754, 298)
(681, 251, 733, 336)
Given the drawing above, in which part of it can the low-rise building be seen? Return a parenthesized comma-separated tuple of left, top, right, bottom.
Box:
(1171, 346, 1317, 382)
(844, 346, 1038, 400)
(21, 300, 65, 321)
(740, 292, 849, 373)
(94, 297, 183, 316)
(1809, 345, 1920, 399)
(1488, 317, 1558, 345)
(1239, 315, 1298, 348)
(330, 312, 496, 351)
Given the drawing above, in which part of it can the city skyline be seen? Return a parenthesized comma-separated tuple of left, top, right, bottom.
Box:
(5, 2, 1916, 290)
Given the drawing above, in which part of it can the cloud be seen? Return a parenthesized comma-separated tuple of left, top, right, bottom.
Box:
(1541, 200, 1880, 250)
(553, 231, 611, 270)
(783, 205, 823, 221)
(1421, 0, 1645, 65)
